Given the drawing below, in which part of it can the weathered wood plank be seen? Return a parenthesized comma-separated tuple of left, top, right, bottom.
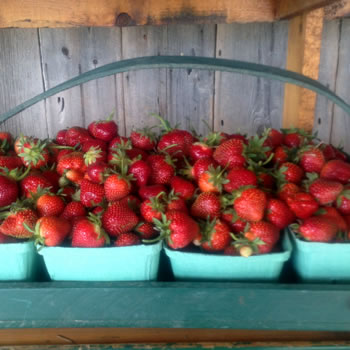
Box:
(275, 0, 339, 19)
(39, 28, 124, 138)
(121, 26, 167, 135)
(282, 9, 324, 131)
(313, 20, 341, 143)
(214, 22, 288, 135)
(325, 0, 350, 19)
(0, 0, 275, 28)
(0, 29, 47, 138)
(330, 19, 350, 153)
(166, 24, 216, 135)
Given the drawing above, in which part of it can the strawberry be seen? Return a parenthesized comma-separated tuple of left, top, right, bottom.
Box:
(0, 174, 18, 207)
(140, 193, 165, 223)
(336, 188, 350, 215)
(297, 216, 337, 242)
(148, 154, 175, 185)
(41, 168, 60, 193)
(221, 208, 247, 233)
(223, 167, 257, 192)
(223, 246, 239, 256)
(18, 138, 50, 169)
(80, 179, 105, 207)
(83, 146, 107, 166)
(102, 201, 139, 236)
(139, 184, 167, 200)
(277, 182, 300, 202)
(108, 136, 129, 151)
(128, 159, 151, 187)
(320, 160, 350, 184)
(266, 128, 283, 148)
(189, 142, 213, 162)
(198, 165, 228, 193)
(273, 146, 289, 164)
(299, 147, 325, 173)
(153, 211, 199, 249)
(36, 192, 65, 217)
(88, 115, 118, 142)
(213, 138, 245, 169)
(283, 131, 305, 148)
(21, 172, 52, 198)
(82, 139, 107, 152)
(86, 162, 109, 184)
(61, 201, 87, 221)
(243, 221, 280, 254)
(0, 207, 38, 238)
(190, 192, 221, 220)
(60, 186, 75, 202)
(170, 176, 195, 200)
(166, 191, 188, 213)
(62, 169, 85, 186)
(34, 216, 71, 247)
(286, 192, 319, 219)
(55, 129, 67, 145)
(309, 179, 343, 205)
(64, 126, 92, 147)
(14, 135, 28, 155)
(57, 151, 87, 176)
(265, 198, 295, 229)
(130, 127, 157, 151)
(104, 173, 132, 202)
(72, 214, 109, 247)
(126, 147, 149, 161)
(278, 162, 304, 184)
(119, 194, 141, 212)
(197, 219, 231, 252)
(135, 222, 157, 239)
(316, 207, 347, 232)
(233, 188, 267, 222)
(0, 155, 23, 170)
(192, 157, 217, 180)
(114, 232, 140, 247)
(257, 172, 275, 190)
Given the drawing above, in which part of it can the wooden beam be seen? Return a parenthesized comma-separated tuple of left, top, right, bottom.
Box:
(0, 0, 275, 28)
(282, 8, 324, 131)
(325, 0, 350, 19)
(275, 0, 340, 19)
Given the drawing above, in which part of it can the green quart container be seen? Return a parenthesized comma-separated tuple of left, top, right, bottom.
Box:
(288, 228, 350, 282)
(164, 233, 292, 281)
(0, 241, 39, 281)
(38, 242, 162, 281)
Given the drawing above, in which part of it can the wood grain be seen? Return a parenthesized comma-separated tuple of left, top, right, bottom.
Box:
(282, 9, 324, 131)
(0, 29, 47, 138)
(325, 0, 350, 19)
(275, 0, 339, 19)
(166, 24, 216, 136)
(0, 0, 275, 28)
(121, 26, 167, 135)
(214, 22, 288, 135)
(39, 28, 124, 138)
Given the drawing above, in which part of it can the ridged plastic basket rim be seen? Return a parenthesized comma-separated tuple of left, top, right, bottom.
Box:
(0, 240, 34, 252)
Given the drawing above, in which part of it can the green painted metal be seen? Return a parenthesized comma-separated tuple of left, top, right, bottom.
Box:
(1, 56, 350, 124)
(1, 282, 350, 331)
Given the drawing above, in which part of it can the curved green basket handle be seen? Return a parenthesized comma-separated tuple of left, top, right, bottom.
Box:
(1, 55, 350, 124)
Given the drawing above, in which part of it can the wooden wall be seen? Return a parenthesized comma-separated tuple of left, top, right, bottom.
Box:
(0, 20, 349, 151)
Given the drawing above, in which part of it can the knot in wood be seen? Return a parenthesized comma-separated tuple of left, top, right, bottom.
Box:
(115, 12, 132, 26)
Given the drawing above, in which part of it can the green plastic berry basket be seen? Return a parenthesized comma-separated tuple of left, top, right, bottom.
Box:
(0, 241, 39, 281)
(288, 228, 350, 283)
(164, 233, 292, 281)
(38, 242, 162, 282)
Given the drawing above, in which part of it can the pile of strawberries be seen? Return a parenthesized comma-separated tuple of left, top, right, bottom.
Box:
(0, 113, 349, 256)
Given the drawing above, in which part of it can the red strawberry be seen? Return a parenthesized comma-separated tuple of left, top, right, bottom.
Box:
(61, 201, 87, 221)
(126, 147, 149, 161)
(140, 194, 165, 223)
(316, 207, 347, 232)
(72, 214, 109, 247)
(60, 186, 75, 202)
(128, 160, 151, 187)
(119, 194, 141, 212)
(102, 201, 139, 236)
(321, 160, 350, 184)
(34, 216, 71, 247)
(83, 146, 107, 166)
(154, 211, 199, 249)
(297, 216, 337, 242)
(88, 116, 118, 142)
(65, 126, 92, 147)
(336, 188, 350, 215)
(190, 192, 221, 220)
(243, 221, 280, 254)
(221, 208, 247, 233)
(170, 176, 195, 200)
(108, 136, 129, 151)
(286, 192, 319, 219)
(21, 172, 52, 198)
(104, 173, 132, 202)
(213, 138, 245, 169)
(18, 138, 50, 169)
(189, 142, 213, 162)
(266, 198, 295, 229)
(223, 167, 257, 192)
(41, 169, 60, 193)
(273, 146, 289, 164)
(0, 208, 38, 238)
(266, 128, 283, 148)
(86, 162, 109, 184)
(309, 179, 343, 205)
(114, 232, 140, 247)
(166, 192, 188, 213)
(197, 219, 232, 252)
(139, 184, 167, 200)
(135, 222, 157, 240)
(57, 151, 87, 175)
(36, 193, 65, 217)
(277, 182, 300, 202)
(223, 246, 239, 256)
(130, 128, 156, 151)
(0, 174, 18, 207)
(233, 188, 267, 222)
(0, 155, 23, 170)
(55, 129, 67, 146)
(198, 165, 228, 193)
(299, 147, 325, 173)
(80, 179, 105, 207)
(283, 132, 304, 148)
(192, 157, 217, 180)
(257, 172, 275, 190)
(82, 139, 107, 152)
(148, 154, 175, 185)
(278, 162, 304, 184)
